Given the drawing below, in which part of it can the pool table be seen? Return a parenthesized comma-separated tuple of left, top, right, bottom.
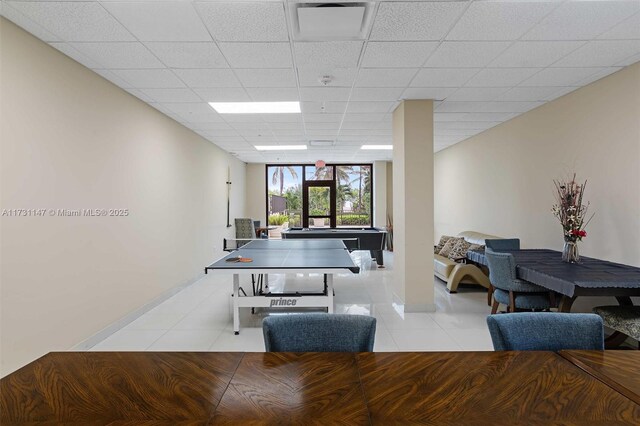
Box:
(282, 227, 387, 267)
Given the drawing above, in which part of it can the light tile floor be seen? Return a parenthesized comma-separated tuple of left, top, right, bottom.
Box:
(90, 250, 609, 352)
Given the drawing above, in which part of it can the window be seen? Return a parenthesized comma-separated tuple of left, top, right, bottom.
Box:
(266, 164, 372, 228)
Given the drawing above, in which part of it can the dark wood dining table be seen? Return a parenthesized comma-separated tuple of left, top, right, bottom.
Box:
(2, 351, 639, 424)
(467, 249, 640, 312)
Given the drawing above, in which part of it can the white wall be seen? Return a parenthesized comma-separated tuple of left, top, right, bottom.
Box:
(434, 62, 640, 267)
(0, 19, 246, 375)
(245, 163, 267, 226)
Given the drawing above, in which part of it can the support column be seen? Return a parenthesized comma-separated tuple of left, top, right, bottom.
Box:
(392, 100, 435, 312)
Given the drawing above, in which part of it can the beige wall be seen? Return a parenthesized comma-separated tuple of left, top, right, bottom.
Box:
(0, 19, 246, 375)
(245, 163, 267, 226)
(373, 161, 387, 228)
(435, 62, 640, 267)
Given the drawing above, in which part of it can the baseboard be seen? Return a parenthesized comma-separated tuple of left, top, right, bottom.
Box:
(70, 272, 205, 350)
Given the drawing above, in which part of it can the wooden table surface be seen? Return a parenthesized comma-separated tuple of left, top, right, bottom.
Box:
(2, 351, 639, 424)
(560, 350, 640, 406)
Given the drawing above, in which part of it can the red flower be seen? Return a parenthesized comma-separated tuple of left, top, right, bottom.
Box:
(571, 229, 587, 238)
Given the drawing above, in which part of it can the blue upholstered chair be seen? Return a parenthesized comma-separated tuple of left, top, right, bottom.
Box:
(484, 239, 520, 305)
(485, 250, 554, 313)
(485, 238, 520, 252)
(263, 314, 376, 352)
(486, 313, 604, 351)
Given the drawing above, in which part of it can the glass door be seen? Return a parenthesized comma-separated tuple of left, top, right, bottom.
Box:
(302, 181, 336, 228)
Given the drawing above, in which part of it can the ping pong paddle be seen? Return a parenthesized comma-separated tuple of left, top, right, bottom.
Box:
(226, 256, 253, 263)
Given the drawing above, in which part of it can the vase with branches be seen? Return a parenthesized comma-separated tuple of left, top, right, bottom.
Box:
(552, 173, 594, 263)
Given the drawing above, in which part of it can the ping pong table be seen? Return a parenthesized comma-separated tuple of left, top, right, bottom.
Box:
(205, 239, 360, 334)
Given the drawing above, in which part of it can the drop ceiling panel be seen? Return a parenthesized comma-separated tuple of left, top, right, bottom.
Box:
(350, 87, 404, 101)
(355, 68, 418, 87)
(522, 1, 640, 41)
(247, 88, 300, 102)
(144, 42, 228, 68)
(425, 42, 511, 68)
(370, 1, 468, 41)
(110, 69, 186, 89)
(465, 68, 541, 88)
(138, 88, 201, 103)
(297, 67, 358, 87)
(195, 1, 288, 42)
(490, 41, 586, 68)
(552, 40, 640, 67)
(361, 42, 438, 68)
(446, 1, 556, 41)
(519, 67, 608, 87)
(193, 88, 251, 102)
(235, 68, 297, 88)
(102, 1, 211, 42)
(173, 69, 241, 88)
(294, 42, 364, 68)
(6, 1, 134, 42)
(218, 42, 293, 68)
(411, 68, 479, 87)
(70, 42, 164, 69)
(5, 0, 640, 162)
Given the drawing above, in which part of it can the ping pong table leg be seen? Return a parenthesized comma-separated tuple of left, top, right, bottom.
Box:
(327, 273, 334, 313)
(233, 274, 240, 335)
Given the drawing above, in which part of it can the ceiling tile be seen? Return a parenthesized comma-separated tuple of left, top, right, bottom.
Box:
(370, 1, 468, 41)
(350, 87, 404, 101)
(434, 113, 469, 122)
(188, 122, 233, 131)
(598, 11, 640, 39)
(435, 121, 499, 131)
(110, 69, 186, 89)
(542, 86, 579, 102)
(246, 87, 300, 101)
(123, 88, 154, 103)
(340, 121, 377, 130)
(574, 67, 623, 86)
(220, 114, 266, 124)
(343, 113, 387, 122)
(235, 68, 297, 88)
(6, 1, 134, 42)
(219, 43, 293, 68)
(446, 88, 508, 102)
(446, 1, 556, 41)
(436, 101, 541, 113)
(261, 114, 302, 124)
(303, 113, 344, 123)
(70, 42, 164, 69)
(300, 87, 352, 101)
(411, 68, 479, 87)
(195, 1, 288, 42)
(138, 88, 200, 103)
(490, 41, 585, 68)
(162, 102, 224, 122)
(297, 67, 357, 87)
(617, 52, 640, 66)
(401, 87, 456, 100)
(301, 102, 348, 114)
(173, 69, 241, 88)
(93, 69, 135, 88)
(50, 43, 103, 68)
(465, 68, 541, 87)
(361, 42, 438, 68)
(193, 87, 251, 102)
(304, 122, 342, 130)
(462, 112, 518, 122)
(355, 68, 418, 87)
(424, 42, 511, 68)
(1, 3, 61, 42)
(144, 42, 228, 68)
(346, 102, 395, 113)
(519, 67, 608, 87)
(102, 1, 211, 42)
(294, 42, 363, 68)
(496, 87, 561, 102)
(552, 40, 640, 67)
(523, 1, 640, 41)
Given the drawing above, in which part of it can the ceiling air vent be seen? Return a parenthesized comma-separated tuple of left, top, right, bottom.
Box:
(308, 140, 336, 148)
(292, 3, 374, 41)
